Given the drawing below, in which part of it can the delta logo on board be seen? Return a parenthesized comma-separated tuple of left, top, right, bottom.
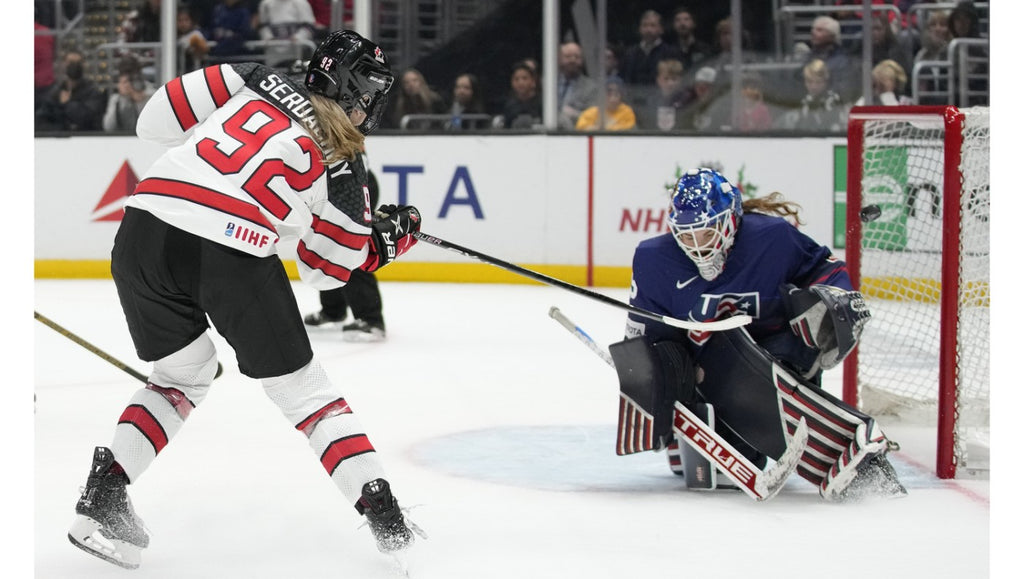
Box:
(92, 161, 138, 222)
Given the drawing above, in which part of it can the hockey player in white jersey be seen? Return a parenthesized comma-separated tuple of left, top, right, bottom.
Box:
(68, 30, 422, 569)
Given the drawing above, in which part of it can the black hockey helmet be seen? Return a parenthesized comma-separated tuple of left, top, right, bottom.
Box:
(305, 30, 394, 135)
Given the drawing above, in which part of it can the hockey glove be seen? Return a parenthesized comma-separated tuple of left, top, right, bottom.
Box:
(783, 284, 871, 370)
(364, 204, 421, 272)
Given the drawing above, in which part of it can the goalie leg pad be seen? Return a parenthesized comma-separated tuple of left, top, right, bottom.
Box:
(696, 328, 904, 496)
(820, 421, 907, 502)
(609, 337, 697, 455)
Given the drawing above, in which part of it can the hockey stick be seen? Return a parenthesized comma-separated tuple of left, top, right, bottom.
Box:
(34, 311, 223, 383)
(548, 306, 808, 501)
(412, 231, 750, 332)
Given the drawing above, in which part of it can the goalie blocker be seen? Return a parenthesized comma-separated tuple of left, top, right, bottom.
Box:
(609, 328, 906, 501)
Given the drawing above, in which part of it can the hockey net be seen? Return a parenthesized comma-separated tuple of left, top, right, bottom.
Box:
(844, 106, 989, 479)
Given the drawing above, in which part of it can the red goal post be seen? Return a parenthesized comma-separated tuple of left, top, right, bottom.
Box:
(843, 105, 989, 480)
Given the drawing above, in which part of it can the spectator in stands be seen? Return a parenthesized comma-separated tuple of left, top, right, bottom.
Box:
(637, 58, 688, 131)
(384, 68, 446, 130)
(949, 1, 983, 40)
(667, 6, 711, 71)
(701, 16, 756, 90)
(679, 66, 729, 132)
(306, 0, 331, 40)
(446, 73, 489, 130)
(35, 9, 56, 114)
(575, 76, 636, 131)
(605, 42, 623, 79)
(102, 55, 156, 132)
(855, 59, 911, 106)
(177, 4, 210, 74)
(734, 71, 773, 132)
(799, 15, 857, 102)
(121, 0, 162, 43)
(947, 0, 987, 106)
(868, 13, 914, 80)
(205, 0, 256, 60)
(499, 60, 542, 129)
(916, 9, 951, 62)
(187, 0, 220, 29)
(620, 10, 681, 111)
(256, 0, 316, 67)
(781, 59, 847, 133)
(556, 41, 599, 130)
(913, 9, 951, 105)
(37, 49, 107, 132)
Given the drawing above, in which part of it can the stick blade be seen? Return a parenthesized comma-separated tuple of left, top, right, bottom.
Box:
(754, 417, 809, 501)
(661, 314, 753, 331)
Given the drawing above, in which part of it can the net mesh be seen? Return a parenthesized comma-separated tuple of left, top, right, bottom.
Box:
(853, 107, 989, 475)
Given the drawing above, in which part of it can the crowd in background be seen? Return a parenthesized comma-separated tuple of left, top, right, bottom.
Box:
(34, 0, 989, 135)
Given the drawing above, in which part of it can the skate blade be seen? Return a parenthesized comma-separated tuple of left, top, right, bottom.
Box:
(342, 332, 386, 343)
(388, 550, 411, 578)
(68, 515, 143, 570)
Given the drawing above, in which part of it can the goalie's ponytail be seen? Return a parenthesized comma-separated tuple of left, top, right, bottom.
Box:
(742, 191, 804, 226)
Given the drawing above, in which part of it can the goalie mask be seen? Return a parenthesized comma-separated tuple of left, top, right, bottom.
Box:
(305, 30, 394, 135)
(667, 168, 743, 280)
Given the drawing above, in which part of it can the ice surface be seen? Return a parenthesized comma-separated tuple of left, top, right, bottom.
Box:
(31, 279, 995, 578)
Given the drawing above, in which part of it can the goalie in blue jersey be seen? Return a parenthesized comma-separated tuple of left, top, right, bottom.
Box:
(610, 167, 907, 501)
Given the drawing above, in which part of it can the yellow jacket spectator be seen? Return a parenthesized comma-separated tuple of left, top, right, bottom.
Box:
(575, 76, 636, 131)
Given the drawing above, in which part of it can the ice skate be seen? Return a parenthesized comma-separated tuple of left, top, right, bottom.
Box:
(830, 453, 908, 502)
(304, 310, 346, 329)
(356, 478, 414, 553)
(68, 447, 149, 569)
(342, 319, 386, 342)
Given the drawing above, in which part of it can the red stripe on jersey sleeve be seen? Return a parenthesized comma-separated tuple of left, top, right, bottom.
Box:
(118, 404, 169, 454)
(320, 434, 375, 475)
(135, 178, 277, 232)
(310, 215, 367, 250)
(166, 77, 198, 132)
(296, 240, 354, 283)
(204, 66, 231, 107)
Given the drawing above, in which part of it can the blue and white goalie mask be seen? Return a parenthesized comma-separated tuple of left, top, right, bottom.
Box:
(667, 168, 743, 280)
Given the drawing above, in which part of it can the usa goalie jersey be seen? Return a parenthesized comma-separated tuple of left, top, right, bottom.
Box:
(626, 212, 852, 351)
(130, 62, 375, 291)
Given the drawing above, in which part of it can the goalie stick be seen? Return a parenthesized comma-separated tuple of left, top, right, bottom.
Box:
(548, 306, 808, 501)
(412, 231, 750, 332)
(34, 311, 224, 383)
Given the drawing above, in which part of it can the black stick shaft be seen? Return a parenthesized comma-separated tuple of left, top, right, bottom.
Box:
(410, 232, 750, 331)
(411, 231, 663, 319)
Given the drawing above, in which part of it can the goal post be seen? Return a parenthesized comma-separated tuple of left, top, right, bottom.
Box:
(844, 105, 990, 480)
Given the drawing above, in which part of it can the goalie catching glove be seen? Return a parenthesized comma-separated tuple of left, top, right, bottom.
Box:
(364, 204, 421, 272)
(784, 284, 871, 371)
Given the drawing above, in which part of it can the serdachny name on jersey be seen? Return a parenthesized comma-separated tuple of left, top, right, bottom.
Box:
(225, 222, 271, 249)
(254, 72, 320, 138)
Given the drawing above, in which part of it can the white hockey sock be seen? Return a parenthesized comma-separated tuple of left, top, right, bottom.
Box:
(110, 334, 217, 482)
(262, 359, 387, 506)
(111, 384, 192, 483)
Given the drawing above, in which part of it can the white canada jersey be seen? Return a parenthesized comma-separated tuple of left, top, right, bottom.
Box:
(130, 62, 374, 291)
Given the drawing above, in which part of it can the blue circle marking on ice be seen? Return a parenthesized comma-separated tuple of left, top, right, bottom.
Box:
(408, 424, 688, 492)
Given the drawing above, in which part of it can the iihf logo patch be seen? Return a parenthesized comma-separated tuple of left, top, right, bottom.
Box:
(374, 46, 385, 63)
